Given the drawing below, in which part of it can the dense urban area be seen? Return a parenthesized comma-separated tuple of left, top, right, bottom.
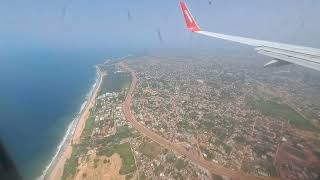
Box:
(62, 55, 320, 180)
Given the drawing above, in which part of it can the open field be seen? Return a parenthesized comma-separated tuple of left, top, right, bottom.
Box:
(284, 146, 306, 160)
(138, 141, 162, 160)
(97, 142, 136, 175)
(250, 99, 316, 131)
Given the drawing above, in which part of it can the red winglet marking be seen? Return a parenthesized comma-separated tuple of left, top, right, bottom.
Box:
(180, 1, 201, 32)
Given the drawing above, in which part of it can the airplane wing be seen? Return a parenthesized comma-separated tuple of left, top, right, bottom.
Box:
(180, 1, 320, 71)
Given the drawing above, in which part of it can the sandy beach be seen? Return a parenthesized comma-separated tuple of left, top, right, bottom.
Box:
(46, 66, 105, 180)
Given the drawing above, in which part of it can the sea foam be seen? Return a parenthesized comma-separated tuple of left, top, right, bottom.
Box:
(37, 68, 101, 180)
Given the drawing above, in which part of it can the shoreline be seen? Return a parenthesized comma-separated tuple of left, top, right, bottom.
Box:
(41, 65, 105, 180)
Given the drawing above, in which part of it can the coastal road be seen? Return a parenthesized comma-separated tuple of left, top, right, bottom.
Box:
(121, 63, 279, 180)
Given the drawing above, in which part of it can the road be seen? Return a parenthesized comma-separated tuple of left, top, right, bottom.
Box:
(121, 63, 278, 180)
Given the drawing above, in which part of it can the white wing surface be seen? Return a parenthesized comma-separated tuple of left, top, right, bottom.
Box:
(180, 1, 320, 71)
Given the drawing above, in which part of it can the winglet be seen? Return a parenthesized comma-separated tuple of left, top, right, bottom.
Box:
(180, 1, 201, 32)
(264, 59, 292, 68)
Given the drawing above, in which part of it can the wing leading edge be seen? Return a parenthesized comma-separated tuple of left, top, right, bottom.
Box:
(180, 1, 320, 71)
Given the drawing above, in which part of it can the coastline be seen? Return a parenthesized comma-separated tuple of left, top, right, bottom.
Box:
(41, 65, 105, 180)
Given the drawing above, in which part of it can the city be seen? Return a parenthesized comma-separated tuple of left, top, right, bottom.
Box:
(61, 55, 320, 180)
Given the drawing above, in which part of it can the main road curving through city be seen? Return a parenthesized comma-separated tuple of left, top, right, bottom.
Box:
(121, 62, 279, 180)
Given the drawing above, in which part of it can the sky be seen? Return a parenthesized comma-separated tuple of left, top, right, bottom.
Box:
(0, 0, 320, 53)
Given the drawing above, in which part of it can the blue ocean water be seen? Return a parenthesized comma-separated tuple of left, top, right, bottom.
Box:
(0, 49, 126, 180)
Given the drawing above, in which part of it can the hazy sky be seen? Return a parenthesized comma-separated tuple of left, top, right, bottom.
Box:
(0, 0, 319, 52)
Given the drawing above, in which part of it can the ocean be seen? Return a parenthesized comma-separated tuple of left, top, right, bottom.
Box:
(0, 48, 127, 180)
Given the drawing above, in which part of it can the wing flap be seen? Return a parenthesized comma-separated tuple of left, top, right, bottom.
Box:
(255, 47, 320, 63)
(257, 50, 320, 71)
(264, 59, 291, 68)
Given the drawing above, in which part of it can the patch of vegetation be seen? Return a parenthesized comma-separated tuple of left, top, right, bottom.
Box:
(125, 173, 134, 180)
(241, 161, 255, 174)
(215, 130, 227, 141)
(103, 158, 109, 164)
(202, 148, 215, 160)
(253, 144, 269, 157)
(174, 159, 188, 170)
(81, 117, 95, 139)
(249, 99, 316, 131)
(154, 164, 164, 175)
(214, 139, 222, 145)
(99, 126, 132, 145)
(150, 82, 161, 89)
(82, 173, 87, 178)
(172, 171, 184, 180)
(285, 146, 306, 160)
(211, 174, 224, 180)
(97, 146, 114, 157)
(116, 143, 136, 175)
(221, 143, 232, 155)
(97, 142, 136, 175)
(166, 152, 177, 163)
(97, 125, 135, 159)
(116, 126, 133, 139)
(93, 158, 99, 168)
(214, 139, 231, 154)
(199, 112, 218, 130)
(138, 141, 162, 159)
(61, 152, 79, 180)
(201, 120, 216, 130)
(234, 135, 246, 144)
(204, 112, 217, 120)
(267, 163, 278, 177)
(62, 115, 95, 180)
(62, 143, 88, 180)
(139, 173, 147, 180)
(177, 120, 193, 130)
